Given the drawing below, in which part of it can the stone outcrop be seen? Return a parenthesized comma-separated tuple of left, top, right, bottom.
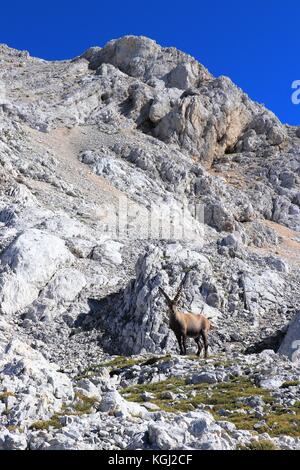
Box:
(278, 311, 300, 363)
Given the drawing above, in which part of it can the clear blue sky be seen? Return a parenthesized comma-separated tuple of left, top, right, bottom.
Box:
(1, 0, 299, 125)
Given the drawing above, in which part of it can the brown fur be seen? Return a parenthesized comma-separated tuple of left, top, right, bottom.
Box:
(159, 273, 214, 357)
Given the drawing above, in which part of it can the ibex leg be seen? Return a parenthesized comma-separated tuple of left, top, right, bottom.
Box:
(182, 335, 187, 355)
(200, 330, 208, 358)
(175, 333, 184, 355)
(194, 336, 203, 357)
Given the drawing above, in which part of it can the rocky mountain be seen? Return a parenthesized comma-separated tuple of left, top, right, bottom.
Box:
(0, 36, 300, 450)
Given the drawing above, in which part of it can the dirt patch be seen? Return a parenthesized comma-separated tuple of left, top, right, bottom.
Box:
(251, 220, 300, 268)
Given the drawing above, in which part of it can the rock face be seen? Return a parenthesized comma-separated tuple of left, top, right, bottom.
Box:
(0, 339, 74, 428)
(82, 36, 286, 166)
(0, 36, 300, 450)
(278, 311, 300, 363)
(154, 77, 254, 164)
(82, 36, 212, 87)
(98, 243, 220, 354)
(0, 229, 74, 314)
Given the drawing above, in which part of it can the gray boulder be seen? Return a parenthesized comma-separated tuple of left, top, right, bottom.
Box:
(100, 243, 219, 354)
(278, 311, 300, 363)
(0, 229, 74, 315)
(82, 35, 211, 87)
(0, 431, 27, 450)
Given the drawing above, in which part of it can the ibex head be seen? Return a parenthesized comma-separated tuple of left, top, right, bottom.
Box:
(159, 267, 194, 314)
(159, 286, 177, 312)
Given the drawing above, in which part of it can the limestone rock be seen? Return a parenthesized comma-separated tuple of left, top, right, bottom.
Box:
(0, 339, 74, 426)
(0, 229, 74, 314)
(82, 35, 211, 87)
(278, 311, 300, 363)
(0, 430, 27, 450)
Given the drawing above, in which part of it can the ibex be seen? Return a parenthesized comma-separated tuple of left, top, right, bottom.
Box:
(159, 270, 214, 358)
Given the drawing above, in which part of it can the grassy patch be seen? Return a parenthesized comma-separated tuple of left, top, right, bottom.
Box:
(76, 355, 179, 381)
(280, 380, 299, 389)
(141, 355, 172, 366)
(7, 425, 22, 433)
(76, 354, 235, 381)
(238, 439, 279, 450)
(30, 393, 100, 431)
(121, 377, 186, 400)
(100, 357, 143, 369)
(122, 376, 270, 411)
(76, 356, 145, 380)
(30, 414, 63, 431)
(0, 391, 15, 400)
(212, 360, 235, 368)
(121, 375, 300, 437)
(262, 404, 300, 437)
(72, 392, 99, 415)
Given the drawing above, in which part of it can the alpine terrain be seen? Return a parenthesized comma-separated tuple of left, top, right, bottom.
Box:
(0, 36, 300, 450)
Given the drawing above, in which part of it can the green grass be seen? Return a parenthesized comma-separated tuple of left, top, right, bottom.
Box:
(99, 357, 143, 369)
(30, 393, 100, 431)
(120, 375, 300, 438)
(141, 355, 172, 366)
(75, 355, 177, 381)
(72, 392, 99, 415)
(6, 425, 22, 433)
(212, 360, 235, 368)
(121, 377, 186, 401)
(238, 439, 279, 450)
(280, 380, 299, 389)
(76, 354, 235, 381)
(30, 414, 63, 431)
(122, 376, 270, 409)
(76, 356, 145, 380)
(262, 403, 300, 437)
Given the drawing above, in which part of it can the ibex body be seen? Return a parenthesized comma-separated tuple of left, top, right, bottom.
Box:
(159, 270, 214, 357)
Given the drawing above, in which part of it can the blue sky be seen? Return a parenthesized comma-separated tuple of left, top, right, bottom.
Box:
(1, 0, 299, 125)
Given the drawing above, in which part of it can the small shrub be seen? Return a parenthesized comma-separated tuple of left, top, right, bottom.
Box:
(72, 392, 99, 415)
(239, 439, 279, 450)
(30, 415, 63, 431)
(0, 391, 15, 401)
(280, 380, 299, 389)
